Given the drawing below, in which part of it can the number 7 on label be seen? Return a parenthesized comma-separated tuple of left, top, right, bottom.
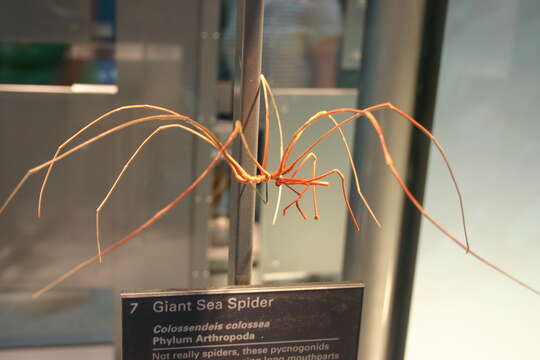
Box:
(129, 302, 139, 314)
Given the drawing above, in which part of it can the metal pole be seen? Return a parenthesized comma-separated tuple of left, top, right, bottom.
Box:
(228, 0, 264, 286)
(342, 0, 429, 359)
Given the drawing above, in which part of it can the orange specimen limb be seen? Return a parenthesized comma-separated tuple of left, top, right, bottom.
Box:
(1, 75, 537, 298)
(32, 121, 242, 299)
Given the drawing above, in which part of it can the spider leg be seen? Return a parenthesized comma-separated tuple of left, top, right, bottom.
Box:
(282, 184, 311, 219)
(260, 75, 286, 225)
(32, 121, 242, 298)
(95, 124, 214, 263)
(290, 152, 320, 220)
(1, 114, 224, 217)
(282, 184, 308, 220)
(363, 110, 467, 249)
(380, 103, 469, 252)
(302, 168, 360, 231)
(326, 113, 381, 227)
(38, 105, 202, 218)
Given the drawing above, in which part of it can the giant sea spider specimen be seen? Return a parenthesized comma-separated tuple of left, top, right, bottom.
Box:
(0, 75, 538, 298)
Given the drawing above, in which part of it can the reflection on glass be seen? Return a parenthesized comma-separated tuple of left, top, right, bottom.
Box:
(406, 1, 540, 359)
(211, 0, 368, 286)
(221, 0, 344, 88)
(0, 0, 116, 88)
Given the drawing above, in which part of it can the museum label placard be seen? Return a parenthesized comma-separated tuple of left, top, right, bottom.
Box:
(121, 282, 364, 360)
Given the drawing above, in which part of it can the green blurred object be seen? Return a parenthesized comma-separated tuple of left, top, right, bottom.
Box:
(0, 42, 68, 84)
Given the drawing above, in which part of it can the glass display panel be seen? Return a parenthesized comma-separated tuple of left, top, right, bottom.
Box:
(0, 0, 116, 93)
(0, 0, 205, 354)
(220, 0, 362, 89)
(213, 0, 367, 285)
(406, 1, 540, 359)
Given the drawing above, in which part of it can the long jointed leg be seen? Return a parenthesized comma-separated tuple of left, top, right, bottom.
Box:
(283, 184, 311, 218)
(307, 105, 537, 295)
(362, 110, 539, 296)
(0, 113, 223, 218)
(326, 114, 381, 227)
(238, 122, 271, 179)
(281, 106, 466, 246)
(288, 152, 320, 220)
(279, 111, 380, 228)
(32, 122, 242, 299)
(260, 75, 287, 225)
(383, 104, 470, 252)
(38, 105, 192, 219)
(237, 78, 274, 206)
(282, 184, 308, 220)
(95, 124, 215, 263)
(302, 168, 360, 231)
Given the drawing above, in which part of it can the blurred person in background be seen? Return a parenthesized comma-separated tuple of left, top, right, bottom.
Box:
(222, 0, 343, 88)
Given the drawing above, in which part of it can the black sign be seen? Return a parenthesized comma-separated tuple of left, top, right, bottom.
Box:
(121, 283, 364, 360)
